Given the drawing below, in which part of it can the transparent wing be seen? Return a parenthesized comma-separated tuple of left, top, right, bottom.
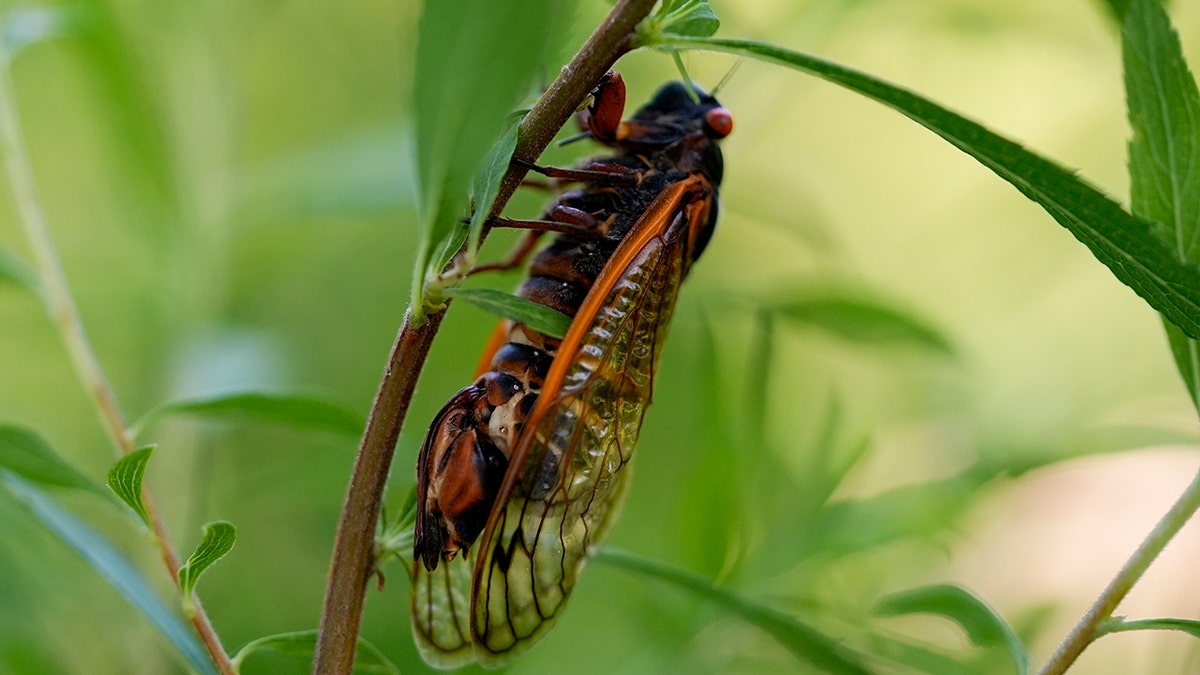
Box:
(410, 553, 475, 668)
(469, 179, 708, 665)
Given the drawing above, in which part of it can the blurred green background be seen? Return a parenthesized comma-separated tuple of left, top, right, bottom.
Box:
(1, 0, 1198, 673)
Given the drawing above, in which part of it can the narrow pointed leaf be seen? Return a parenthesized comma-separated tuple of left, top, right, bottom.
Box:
(875, 584, 1028, 675)
(466, 120, 521, 264)
(1098, 616, 1200, 638)
(0, 475, 216, 675)
(0, 247, 40, 294)
(597, 548, 875, 674)
(1123, 0, 1200, 410)
(130, 391, 364, 439)
(106, 445, 154, 525)
(653, 36, 1200, 340)
(231, 630, 400, 674)
(445, 287, 572, 339)
(179, 520, 236, 610)
(766, 290, 955, 355)
(0, 424, 105, 495)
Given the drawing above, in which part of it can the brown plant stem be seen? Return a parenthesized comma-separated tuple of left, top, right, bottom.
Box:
(311, 0, 659, 672)
(0, 52, 235, 675)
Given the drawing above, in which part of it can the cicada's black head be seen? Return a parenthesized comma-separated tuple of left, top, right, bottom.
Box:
(630, 81, 732, 185)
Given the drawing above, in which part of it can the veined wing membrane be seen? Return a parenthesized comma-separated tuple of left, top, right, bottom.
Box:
(470, 177, 709, 664)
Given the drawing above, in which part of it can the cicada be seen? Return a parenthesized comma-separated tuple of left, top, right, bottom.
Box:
(411, 71, 733, 667)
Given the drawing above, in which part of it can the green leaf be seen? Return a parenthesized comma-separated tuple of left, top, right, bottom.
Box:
(412, 0, 571, 318)
(875, 584, 1028, 674)
(231, 630, 400, 674)
(178, 520, 236, 613)
(446, 287, 572, 339)
(106, 446, 154, 526)
(129, 390, 365, 439)
(1098, 615, 1200, 638)
(0, 247, 40, 295)
(640, 0, 720, 41)
(765, 289, 955, 356)
(0, 424, 105, 495)
(1123, 0, 1200, 411)
(1100, 0, 1133, 23)
(236, 129, 416, 223)
(0, 475, 216, 675)
(1, 5, 80, 57)
(467, 120, 521, 263)
(597, 548, 876, 675)
(652, 36, 1200, 341)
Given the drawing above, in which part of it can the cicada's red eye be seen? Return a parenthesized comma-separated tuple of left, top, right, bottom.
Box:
(705, 107, 734, 138)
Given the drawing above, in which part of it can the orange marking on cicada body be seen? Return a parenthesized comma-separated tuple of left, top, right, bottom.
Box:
(412, 72, 732, 668)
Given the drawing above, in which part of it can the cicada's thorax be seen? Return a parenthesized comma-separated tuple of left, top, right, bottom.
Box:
(414, 74, 730, 573)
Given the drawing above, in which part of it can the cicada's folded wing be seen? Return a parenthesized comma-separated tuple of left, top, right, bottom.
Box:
(411, 554, 475, 668)
(469, 176, 713, 665)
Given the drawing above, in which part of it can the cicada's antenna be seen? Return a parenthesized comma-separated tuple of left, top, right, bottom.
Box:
(710, 58, 743, 98)
(671, 52, 702, 103)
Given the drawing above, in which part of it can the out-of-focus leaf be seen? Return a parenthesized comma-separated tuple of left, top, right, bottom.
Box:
(0, 475, 216, 675)
(231, 630, 400, 674)
(597, 548, 876, 675)
(674, 310, 744, 577)
(875, 584, 1028, 675)
(1123, 0, 1200, 412)
(412, 0, 571, 318)
(863, 631, 976, 675)
(106, 446, 154, 526)
(767, 290, 955, 355)
(651, 36, 1200, 340)
(178, 521, 236, 613)
(130, 390, 365, 439)
(0, 424, 105, 495)
(798, 470, 986, 561)
(445, 287, 571, 339)
(1100, 0, 1132, 23)
(236, 129, 416, 223)
(1098, 615, 1200, 638)
(73, 0, 177, 237)
(1, 5, 80, 57)
(0, 247, 40, 295)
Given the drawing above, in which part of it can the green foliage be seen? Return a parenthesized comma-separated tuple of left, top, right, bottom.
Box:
(0, 424, 106, 495)
(0, 476, 215, 675)
(178, 521, 236, 614)
(232, 630, 399, 674)
(411, 0, 571, 318)
(1, 0, 1198, 672)
(1123, 0, 1200, 411)
(445, 286, 572, 339)
(0, 247, 39, 295)
(597, 548, 875, 675)
(130, 390, 366, 440)
(762, 288, 956, 355)
(105, 446, 154, 526)
(650, 34, 1200, 341)
(1098, 616, 1200, 638)
(875, 584, 1028, 674)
